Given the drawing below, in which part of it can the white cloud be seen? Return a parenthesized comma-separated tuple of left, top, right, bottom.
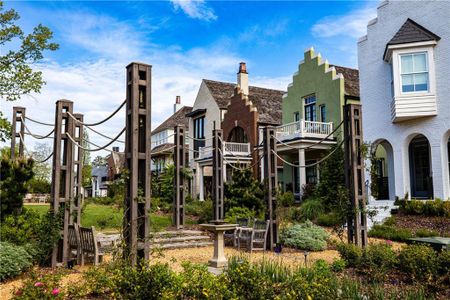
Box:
(170, 0, 217, 21)
(311, 6, 377, 39)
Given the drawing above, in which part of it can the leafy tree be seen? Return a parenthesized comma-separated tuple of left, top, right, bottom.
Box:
(30, 142, 51, 181)
(0, 1, 58, 141)
(92, 155, 107, 167)
(0, 155, 35, 217)
(0, 1, 59, 101)
(82, 164, 93, 188)
(82, 129, 91, 164)
(224, 168, 265, 215)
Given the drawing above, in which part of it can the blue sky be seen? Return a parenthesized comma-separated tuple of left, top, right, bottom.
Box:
(2, 0, 379, 155)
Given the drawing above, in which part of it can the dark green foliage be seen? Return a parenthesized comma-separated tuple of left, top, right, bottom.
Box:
(224, 206, 255, 223)
(0, 207, 41, 245)
(0, 156, 35, 217)
(297, 198, 324, 221)
(361, 243, 398, 282)
(185, 198, 213, 223)
(152, 164, 192, 205)
(277, 191, 295, 207)
(336, 243, 362, 267)
(225, 168, 264, 214)
(0, 242, 33, 281)
(316, 212, 342, 227)
(398, 244, 438, 282)
(330, 259, 346, 273)
(0, 111, 12, 142)
(368, 224, 413, 242)
(280, 220, 330, 251)
(437, 250, 450, 276)
(27, 177, 51, 194)
(13, 270, 64, 299)
(400, 199, 450, 217)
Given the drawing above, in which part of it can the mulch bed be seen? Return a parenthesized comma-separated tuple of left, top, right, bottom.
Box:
(393, 213, 450, 236)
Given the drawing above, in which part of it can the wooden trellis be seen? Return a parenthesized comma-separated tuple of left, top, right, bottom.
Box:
(72, 113, 84, 225)
(212, 128, 224, 221)
(173, 125, 186, 229)
(51, 99, 75, 267)
(344, 104, 368, 247)
(11, 107, 25, 159)
(124, 62, 152, 265)
(262, 126, 278, 250)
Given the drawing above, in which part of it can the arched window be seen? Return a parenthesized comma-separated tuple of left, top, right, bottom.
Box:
(409, 134, 433, 199)
(228, 126, 248, 143)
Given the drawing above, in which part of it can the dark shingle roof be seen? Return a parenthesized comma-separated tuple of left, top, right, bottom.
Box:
(331, 65, 360, 98)
(387, 18, 440, 46)
(383, 19, 440, 60)
(153, 106, 193, 134)
(203, 79, 285, 125)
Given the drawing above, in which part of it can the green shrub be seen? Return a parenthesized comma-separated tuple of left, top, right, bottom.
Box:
(0, 208, 41, 245)
(336, 243, 362, 267)
(361, 243, 397, 282)
(368, 224, 413, 242)
(316, 212, 342, 227)
(185, 199, 213, 223)
(437, 250, 450, 276)
(0, 242, 33, 281)
(13, 270, 64, 299)
(415, 228, 439, 237)
(179, 262, 231, 299)
(280, 220, 330, 251)
(278, 191, 295, 207)
(298, 198, 324, 221)
(401, 199, 450, 217)
(398, 244, 438, 282)
(224, 206, 255, 223)
(330, 259, 346, 273)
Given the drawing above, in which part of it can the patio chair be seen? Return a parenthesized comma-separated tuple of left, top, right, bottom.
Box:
(238, 219, 270, 253)
(224, 217, 250, 247)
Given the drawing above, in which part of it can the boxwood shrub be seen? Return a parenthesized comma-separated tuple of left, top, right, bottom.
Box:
(280, 220, 330, 251)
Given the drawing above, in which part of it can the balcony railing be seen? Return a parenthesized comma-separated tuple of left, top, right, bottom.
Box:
(276, 120, 333, 141)
(197, 142, 250, 160)
(224, 142, 250, 156)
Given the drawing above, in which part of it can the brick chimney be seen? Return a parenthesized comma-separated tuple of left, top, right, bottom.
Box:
(174, 96, 182, 113)
(237, 62, 249, 95)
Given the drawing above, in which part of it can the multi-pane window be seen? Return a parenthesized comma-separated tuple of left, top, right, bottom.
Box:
(193, 116, 205, 158)
(400, 52, 429, 93)
(304, 95, 316, 121)
(319, 105, 326, 122)
(294, 111, 300, 122)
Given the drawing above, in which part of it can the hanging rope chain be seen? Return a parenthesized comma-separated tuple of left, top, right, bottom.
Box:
(24, 116, 53, 127)
(272, 120, 344, 151)
(67, 112, 125, 144)
(272, 139, 345, 168)
(67, 100, 126, 127)
(20, 117, 54, 140)
(35, 152, 54, 163)
(185, 135, 214, 142)
(66, 127, 126, 152)
(152, 145, 176, 156)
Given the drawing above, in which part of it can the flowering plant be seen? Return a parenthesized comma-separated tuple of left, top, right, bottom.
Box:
(13, 270, 64, 299)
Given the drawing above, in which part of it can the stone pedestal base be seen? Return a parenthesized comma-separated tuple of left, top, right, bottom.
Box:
(200, 223, 237, 270)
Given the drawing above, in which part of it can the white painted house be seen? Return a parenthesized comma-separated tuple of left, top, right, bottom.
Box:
(358, 0, 450, 202)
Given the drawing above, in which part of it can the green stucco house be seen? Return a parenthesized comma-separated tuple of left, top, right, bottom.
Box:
(276, 48, 360, 197)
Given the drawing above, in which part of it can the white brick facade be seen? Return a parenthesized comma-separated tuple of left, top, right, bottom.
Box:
(358, 0, 450, 200)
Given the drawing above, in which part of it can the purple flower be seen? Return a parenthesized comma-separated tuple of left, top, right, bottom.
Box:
(52, 288, 60, 296)
(34, 282, 44, 287)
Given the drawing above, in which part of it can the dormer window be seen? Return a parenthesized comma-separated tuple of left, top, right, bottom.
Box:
(400, 52, 428, 93)
(383, 18, 440, 122)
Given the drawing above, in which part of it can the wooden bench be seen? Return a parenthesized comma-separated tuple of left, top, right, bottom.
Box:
(68, 224, 81, 265)
(79, 226, 104, 265)
(238, 219, 269, 253)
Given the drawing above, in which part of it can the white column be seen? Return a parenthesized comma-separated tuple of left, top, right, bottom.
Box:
(223, 162, 227, 183)
(199, 166, 205, 201)
(298, 148, 306, 199)
(431, 142, 444, 199)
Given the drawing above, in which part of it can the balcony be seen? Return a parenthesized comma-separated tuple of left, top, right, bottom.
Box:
(276, 120, 333, 141)
(197, 142, 250, 160)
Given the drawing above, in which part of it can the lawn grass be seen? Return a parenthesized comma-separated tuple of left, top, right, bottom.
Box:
(25, 204, 172, 232)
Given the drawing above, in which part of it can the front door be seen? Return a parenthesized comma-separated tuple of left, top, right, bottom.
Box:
(409, 135, 433, 199)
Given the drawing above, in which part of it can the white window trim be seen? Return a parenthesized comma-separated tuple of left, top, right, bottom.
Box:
(391, 46, 436, 100)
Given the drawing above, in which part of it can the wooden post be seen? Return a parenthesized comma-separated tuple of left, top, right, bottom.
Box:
(262, 126, 278, 250)
(11, 107, 26, 159)
(72, 113, 84, 225)
(173, 125, 185, 229)
(124, 62, 152, 265)
(344, 104, 368, 247)
(50, 100, 75, 267)
(212, 128, 224, 221)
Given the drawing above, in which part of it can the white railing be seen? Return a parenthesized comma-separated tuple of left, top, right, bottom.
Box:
(276, 119, 333, 141)
(223, 142, 250, 156)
